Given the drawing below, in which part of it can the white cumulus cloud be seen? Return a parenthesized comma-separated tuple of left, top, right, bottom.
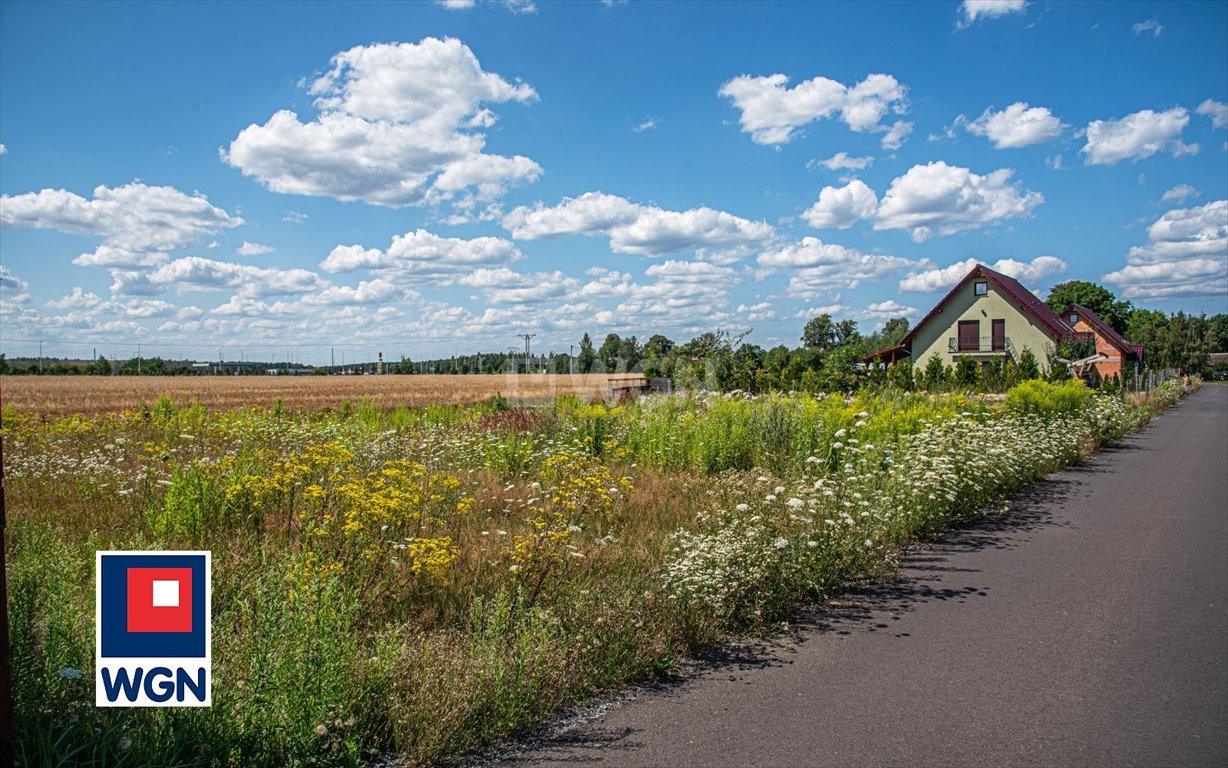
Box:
(855, 300, 919, 322)
(802, 179, 878, 229)
(899, 256, 1066, 293)
(1081, 107, 1195, 165)
(237, 241, 276, 257)
(1104, 201, 1228, 299)
(964, 102, 1064, 148)
(719, 72, 908, 146)
(458, 267, 579, 304)
(880, 120, 913, 151)
(612, 262, 737, 325)
(874, 161, 1043, 242)
(147, 257, 325, 298)
(223, 38, 541, 208)
(757, 237, 917, 298)
(306, 279, 407, 306)
(45, 287, 176, 318)
(502, 192, 774, 260)
(1197, 99, 1228, 129)
(611, 206, 774, 259)
(737, 301, 776, 322)
(0, 265, 29, 304)
(644, 259, 738, 283)
(320, 229, 523, 283)
(0, 265, 28, 293)
(816, 152, 874, 171)
(958, 0, 1026, 28)
(1161, 184, 1200, 204)
(0, 182, 242, 267)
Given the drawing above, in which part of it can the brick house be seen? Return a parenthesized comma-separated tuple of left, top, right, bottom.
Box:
(1060, 303, 1144, 381)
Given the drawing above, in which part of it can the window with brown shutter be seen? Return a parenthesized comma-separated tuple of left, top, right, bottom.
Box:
(992, 319, 1005, 351)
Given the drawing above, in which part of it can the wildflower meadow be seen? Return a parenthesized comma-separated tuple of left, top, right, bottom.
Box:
(4, 378, 1193, 766)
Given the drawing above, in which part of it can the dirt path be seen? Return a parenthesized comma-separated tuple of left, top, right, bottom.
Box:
(501, 386, 1228, 767)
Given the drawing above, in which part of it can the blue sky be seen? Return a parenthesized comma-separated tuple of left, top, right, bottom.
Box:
(1, 0, 1226, 365)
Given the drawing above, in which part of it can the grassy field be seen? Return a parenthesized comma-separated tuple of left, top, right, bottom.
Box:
(0, 373, 612, 415)
(3, 379, 1189, 766)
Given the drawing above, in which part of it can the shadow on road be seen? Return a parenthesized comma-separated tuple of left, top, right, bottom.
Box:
(783, 469, 1081, 645)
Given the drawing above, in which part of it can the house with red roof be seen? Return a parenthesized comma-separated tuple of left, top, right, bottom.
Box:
(1060, 303, 1144, 381)
(863, 264, 1081, 373)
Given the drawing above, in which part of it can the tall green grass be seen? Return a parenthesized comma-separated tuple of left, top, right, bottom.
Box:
(3, 382, 1186, 766)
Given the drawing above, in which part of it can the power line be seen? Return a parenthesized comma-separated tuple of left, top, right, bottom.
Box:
(0, 335, 478, 349)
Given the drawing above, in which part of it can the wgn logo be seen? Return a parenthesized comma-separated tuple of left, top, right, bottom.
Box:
(95, 551, 212, 707)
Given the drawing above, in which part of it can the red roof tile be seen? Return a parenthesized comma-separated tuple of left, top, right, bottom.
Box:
(979, 265, 1074, 338)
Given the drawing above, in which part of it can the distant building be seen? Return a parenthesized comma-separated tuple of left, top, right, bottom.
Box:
(1060, 304, 1144, 381)
(190, 362, 263, 375)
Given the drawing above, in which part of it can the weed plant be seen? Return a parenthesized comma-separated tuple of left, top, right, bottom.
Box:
(2, 379, 1190, 766)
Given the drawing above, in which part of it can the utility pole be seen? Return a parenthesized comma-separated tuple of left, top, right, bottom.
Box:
(331, 348, 335, 372)
(570, 344, 574, 375)
(137, 342, 141, 375)
(38, 340, 43, 373)
(518, 333, 536, 374)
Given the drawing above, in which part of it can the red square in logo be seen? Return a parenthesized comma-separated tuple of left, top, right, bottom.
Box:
(127, 567, 193, 633)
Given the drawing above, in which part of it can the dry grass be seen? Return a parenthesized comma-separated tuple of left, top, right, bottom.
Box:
(0, 373, 612, 415)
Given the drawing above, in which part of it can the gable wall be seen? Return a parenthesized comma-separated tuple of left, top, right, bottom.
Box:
(1066, 315, 1135, 380)
(911, 279, 1058, 371)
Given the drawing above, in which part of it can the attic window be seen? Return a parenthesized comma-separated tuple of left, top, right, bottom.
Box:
(974, 281, 988, 296)
(1069, 313, 1078, 324)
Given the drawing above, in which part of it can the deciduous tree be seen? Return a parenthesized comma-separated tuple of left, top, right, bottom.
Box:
(1046, 281, 1132, 333)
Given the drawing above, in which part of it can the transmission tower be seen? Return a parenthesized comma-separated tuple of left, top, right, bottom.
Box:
(517, 333, 536, 373)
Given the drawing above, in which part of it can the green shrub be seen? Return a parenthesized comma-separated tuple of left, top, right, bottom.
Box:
(1017, 347, 1041, 380)
(923, 355, 945, 389)
(1005, 378, 1092, 415)
(955, 355, 979, 388)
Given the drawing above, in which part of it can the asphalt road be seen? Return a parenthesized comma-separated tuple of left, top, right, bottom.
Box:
(503, 385, 1228, 768)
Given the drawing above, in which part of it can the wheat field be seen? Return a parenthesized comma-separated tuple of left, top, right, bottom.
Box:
(0, 373, 613, 415)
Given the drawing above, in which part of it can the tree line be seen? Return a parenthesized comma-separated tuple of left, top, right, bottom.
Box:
(3, 280, 1224, 386)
